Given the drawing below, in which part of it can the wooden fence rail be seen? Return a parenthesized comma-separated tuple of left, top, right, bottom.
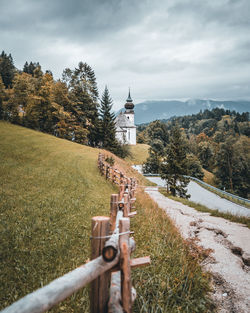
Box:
(1, 153, 150, 313)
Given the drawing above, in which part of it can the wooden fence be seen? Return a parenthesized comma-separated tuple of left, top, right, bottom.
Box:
(1, 153, 150, 313)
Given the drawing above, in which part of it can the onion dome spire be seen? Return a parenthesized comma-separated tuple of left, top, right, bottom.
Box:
(125, 88, 134, 110)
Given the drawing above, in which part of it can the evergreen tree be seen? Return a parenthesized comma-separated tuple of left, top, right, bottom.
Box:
(146, 120, 169, 146)
(23, 61, 40, 76)
(160, 124, 190, 198)
(23, 61, 29, 73)
(197, 141, 214, 170)
(0, 76, 5, 119)
(0, 51, 15, 88)
(215, 136, 250, 197)
(186, 153, 204, 180)
(143, 139, 164, 174)
(62, 62, 99, 146)
(99, 86, 117, 151)
(215, 136, 235, 192)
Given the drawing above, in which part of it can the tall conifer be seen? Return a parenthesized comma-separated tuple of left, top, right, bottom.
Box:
(0, 76, 5, 119)
(0, 51, 15, 88)
(62, 62, 99, 146)
(160, 124, 190, 198)
(99, 86, 118, 152)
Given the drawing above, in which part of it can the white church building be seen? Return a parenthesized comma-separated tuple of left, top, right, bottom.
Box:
(115, 91, 136, 145)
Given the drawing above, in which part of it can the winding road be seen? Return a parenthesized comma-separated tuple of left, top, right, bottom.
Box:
(145, 176, 250, 217)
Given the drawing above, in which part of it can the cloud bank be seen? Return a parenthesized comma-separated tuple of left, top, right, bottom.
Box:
(1, 0, 250, 109)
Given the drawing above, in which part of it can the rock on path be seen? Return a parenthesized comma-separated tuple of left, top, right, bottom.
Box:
(145, 187, 250, 313)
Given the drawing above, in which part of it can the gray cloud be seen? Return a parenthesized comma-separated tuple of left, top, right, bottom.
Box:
(1, 0, 250, 109)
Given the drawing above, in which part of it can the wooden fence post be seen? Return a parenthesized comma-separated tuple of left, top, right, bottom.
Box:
(111, 168, 115, 183)
(90, 216, 111, 313)
(119, 218, 132, 313)
(110, 194, 118, 232)
(123, 194, 130, 217)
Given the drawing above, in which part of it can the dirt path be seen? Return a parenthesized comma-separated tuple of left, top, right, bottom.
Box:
(145, 187, 250, 313)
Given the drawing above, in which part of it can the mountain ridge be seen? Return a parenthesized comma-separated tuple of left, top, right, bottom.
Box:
(117, 99, 250, 124)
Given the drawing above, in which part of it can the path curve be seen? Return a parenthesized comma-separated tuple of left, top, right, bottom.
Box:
(146, 177, 250, 217)
(146, 187, 250, 313)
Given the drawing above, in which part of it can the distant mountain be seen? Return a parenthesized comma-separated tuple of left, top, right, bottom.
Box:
(120, 99, 250, 124)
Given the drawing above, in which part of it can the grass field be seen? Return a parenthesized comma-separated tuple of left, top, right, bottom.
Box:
(0, 122, 213, 312)
(125, 143, 150, 165)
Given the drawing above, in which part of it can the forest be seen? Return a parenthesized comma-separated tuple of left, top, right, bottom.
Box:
(1, 50, 249, 199)
(138, 108, 250, 198)
(0, 51, 128, 158)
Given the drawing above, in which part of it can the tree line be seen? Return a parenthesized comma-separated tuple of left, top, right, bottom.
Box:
(0, 51, 129, 158)
(139, 108, 250, 199)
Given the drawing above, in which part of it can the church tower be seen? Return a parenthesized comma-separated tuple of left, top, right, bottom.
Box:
(124, 89, 135, 124)
(115, 89, 137, 145)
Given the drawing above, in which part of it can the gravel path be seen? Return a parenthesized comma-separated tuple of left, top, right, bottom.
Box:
(145, 187, 250, 313)
(146, 177, 250, 217)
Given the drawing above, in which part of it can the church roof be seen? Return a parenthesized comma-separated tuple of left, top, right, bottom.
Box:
(125, 89, 134, 110)
(126, 89, 133, 102)
(115, 112, 136, 128)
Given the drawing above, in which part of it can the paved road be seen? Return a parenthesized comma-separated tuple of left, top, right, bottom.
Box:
(146, 176, 250, 217)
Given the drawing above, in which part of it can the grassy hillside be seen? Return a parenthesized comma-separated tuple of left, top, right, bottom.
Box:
(0, 122, 213, 312)
(0, 122, 119, 311)
(125, 143, 149, 165)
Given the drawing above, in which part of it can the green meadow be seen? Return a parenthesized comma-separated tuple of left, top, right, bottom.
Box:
(0, 122, 213, 312)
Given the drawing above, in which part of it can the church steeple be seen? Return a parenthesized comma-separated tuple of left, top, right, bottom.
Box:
(125, 89, 134, 110)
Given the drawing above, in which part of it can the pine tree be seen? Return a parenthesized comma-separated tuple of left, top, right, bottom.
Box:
(0, 76, 5, 119)
(143, 139, 164, 173)
(23, 61, 40, 76)
(160, 124, 190, 198)
(23, 61, 29, 74)
(62, 62, 99, 146)
(214, 135, 250, 197)
(99, 86, 118, 152)
(0, 51, 15, 88)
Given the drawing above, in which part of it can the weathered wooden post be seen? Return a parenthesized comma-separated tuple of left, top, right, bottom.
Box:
(101, 162, 105, 176)
(123, 194, 130, 217)
(127, 178, 131, 198)
(119, 218, 132, 313)
(90, 216, 111, 313)
(120, 172, 123, 186)
(111, 167, 115, 183)
(106, 165, 109, 180)
(119, 184, 125, 201)
(110, 194, 118, 232)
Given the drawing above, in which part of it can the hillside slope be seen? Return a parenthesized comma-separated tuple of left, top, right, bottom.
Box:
(0, 122, 120, 311)
(0, 122, 213, 312)
(125, 143, 150, 165)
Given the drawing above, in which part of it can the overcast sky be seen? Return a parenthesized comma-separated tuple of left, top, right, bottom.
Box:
(1, 0, 250, 109)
